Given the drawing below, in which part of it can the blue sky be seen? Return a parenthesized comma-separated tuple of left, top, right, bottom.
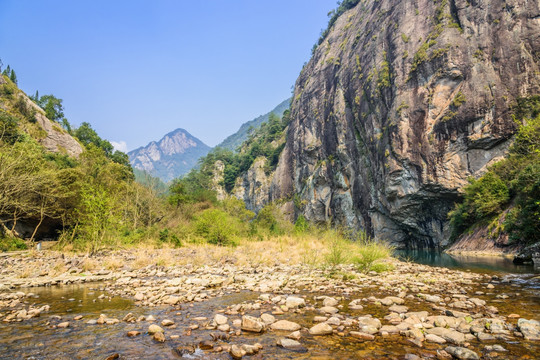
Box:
(0, 0, 337, 151)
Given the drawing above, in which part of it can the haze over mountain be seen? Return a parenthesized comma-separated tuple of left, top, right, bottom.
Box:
(128, 129, 211, 182)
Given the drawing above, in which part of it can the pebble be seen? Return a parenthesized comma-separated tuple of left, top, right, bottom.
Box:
(309, 322, 333, 335)
(148, 324, 163, 334)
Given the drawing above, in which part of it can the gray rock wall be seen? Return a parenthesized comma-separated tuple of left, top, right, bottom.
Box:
(246, 0, 540, 248)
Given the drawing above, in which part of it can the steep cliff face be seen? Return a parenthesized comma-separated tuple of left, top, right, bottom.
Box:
(128, 128, 211, 182)
(265, 0, 540, 248)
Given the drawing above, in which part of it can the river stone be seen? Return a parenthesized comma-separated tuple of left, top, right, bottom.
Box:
(425, 334, 446, 344)
(445, 346, 479, 360)
(271, 320, 301, 331)
(153, 331, 166, 342)
(469, 298, 486, 307)
(309, 323, 333, 335)
(164, 296, 180, 305)
(323, 297, 339, 307)
(134, 293, 144, 301)
(277, 338, 306, 352)
(319, 306, 339, 314)
(379, 325, 400, 334)
(127, 331, 141, 337)
(326, 317, 341, 326)
(161, 319, 174, 326)
(389, 305, 408, 313)
(57, 322, 69, 328)
(148, 324, 164, 334)
(260, 313, 275, 325)
(423, 294, 442, 303)
(241, 315, 265, 333)
(349, 299, 363, 310)
(350, 331, 375, 341)
(382, 296, 405, 306)
(214, 314, 228, 325)
(285, 296, 305, 308)
(517, 318, 540, 340)
(287, 330, 301, 340)
(427, 327, 465, 345)
(123, 313, 136, 323)
(230, 345, 246, 359)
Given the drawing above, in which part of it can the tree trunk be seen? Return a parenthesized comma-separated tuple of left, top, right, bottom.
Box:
(29, 204, 45, 243)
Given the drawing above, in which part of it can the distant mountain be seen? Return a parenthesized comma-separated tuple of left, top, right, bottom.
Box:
(128, 129, 211, 182)
(217, 98, 290, 151)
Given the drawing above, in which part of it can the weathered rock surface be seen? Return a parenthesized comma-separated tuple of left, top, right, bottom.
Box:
(238, 0, 540, 248)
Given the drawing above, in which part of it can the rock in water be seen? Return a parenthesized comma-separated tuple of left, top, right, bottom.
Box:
(285, 296, 305, 308)
(517, 319, 540, 340)
(309, 323, 333, 335)
(241, 315, 264, 333)
(270, 320, 301, 331)
(148, 324, 164, 334)
(445, 346, 479, 360)
(153, 331, 166, 342)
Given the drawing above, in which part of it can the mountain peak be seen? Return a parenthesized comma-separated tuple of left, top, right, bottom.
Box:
(128, 128, 210, 182)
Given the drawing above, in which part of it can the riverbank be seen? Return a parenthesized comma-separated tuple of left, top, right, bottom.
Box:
(1, 245, 539, 359)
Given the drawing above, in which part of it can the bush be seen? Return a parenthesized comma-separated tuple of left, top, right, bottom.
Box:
(352, 240, 393, 273)
(449, 96, 540, 244)
(324, 236, 349, 271)
(294, 214, 309, 234)
(0, 237, 28, 252)
(194, 208, 238, 246)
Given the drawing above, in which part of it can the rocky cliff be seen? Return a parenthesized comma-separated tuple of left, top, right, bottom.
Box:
(0, 76, 83, 158)
(243, 0, 540, 249)
(128, 128, 211, 182)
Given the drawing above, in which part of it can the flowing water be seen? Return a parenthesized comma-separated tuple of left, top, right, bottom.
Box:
(1, 254, 539, 359)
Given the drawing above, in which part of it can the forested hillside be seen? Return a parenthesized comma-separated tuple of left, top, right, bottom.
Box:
(0, 68, 161, 251)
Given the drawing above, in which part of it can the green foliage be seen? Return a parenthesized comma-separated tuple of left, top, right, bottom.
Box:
(0, 237, 27, 252)
(294, 214, 309, 234)
(376, 52, 391, 91)
(450, 96, 540, 244)
(2, 65, 17, 85)
(452, 91, 466, 107)
(194, 208, 238, 246)
(352, 239, 393, 273)
(255, 204, 291, 236)
(316, 0, 361, 47)
(0, 111, 21, 144)
(324, 236, 349, 271)
(179, 111, 289, 196)
(36, 94, 65, 123)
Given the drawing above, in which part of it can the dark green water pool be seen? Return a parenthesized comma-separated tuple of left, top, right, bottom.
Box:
(395, 250, 539, 274)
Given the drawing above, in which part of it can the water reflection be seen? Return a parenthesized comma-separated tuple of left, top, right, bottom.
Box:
(395, 249, 538, 274)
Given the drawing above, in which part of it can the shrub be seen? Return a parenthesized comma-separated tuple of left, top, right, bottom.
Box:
(352, 240, 393, 273)
(324, 236, 349, 271)
(294, 214, 309, 234)
(194, 208, 238, 246)
(0, 237, 27, 252)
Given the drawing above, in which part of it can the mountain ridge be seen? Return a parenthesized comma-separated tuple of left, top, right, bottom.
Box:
(217, 98, 290, 151)
(128, 128, 211, 182)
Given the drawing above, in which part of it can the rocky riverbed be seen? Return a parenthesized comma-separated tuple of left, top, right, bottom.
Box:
(0, 249, 539, 359)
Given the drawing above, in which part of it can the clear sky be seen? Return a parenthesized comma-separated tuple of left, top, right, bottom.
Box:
(0, 0, 337, 151)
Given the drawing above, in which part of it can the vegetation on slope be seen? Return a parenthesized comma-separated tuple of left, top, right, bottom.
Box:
(449, 96, 540, 245)
(176, 109, 290, 194)
(217, 98, 290, 152)
(0, 63, 393, 272)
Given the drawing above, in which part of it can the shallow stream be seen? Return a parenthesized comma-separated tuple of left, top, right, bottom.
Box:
(1, 254, 539, 359)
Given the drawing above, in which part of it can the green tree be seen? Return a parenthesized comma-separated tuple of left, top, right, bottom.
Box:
(37, 94, 65, 123)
